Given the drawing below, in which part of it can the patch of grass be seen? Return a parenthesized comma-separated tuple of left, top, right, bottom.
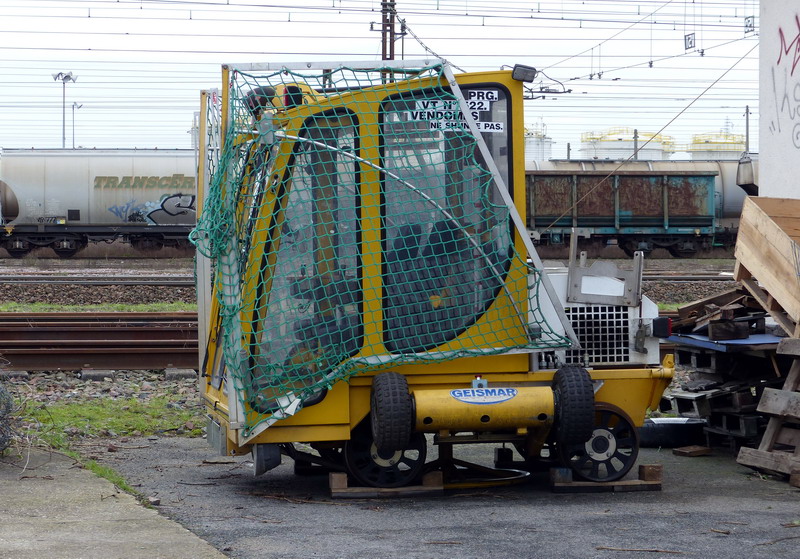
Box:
(17, 395, 204, 494)
(0, 302, 196, 313)
(81, 458, 138, 494)
(24, 396, 204, 448)
(657, 303, 684, 311)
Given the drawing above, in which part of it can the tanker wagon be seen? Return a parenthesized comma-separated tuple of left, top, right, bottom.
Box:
(0, 148, 196, 257)
(193, 60, 674, 489)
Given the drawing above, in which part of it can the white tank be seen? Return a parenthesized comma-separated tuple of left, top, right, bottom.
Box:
(0, 148, 196, 226)
(524, 123, 554, 163)
(686, 133, 746, 161)
(578, 128, 673, 161)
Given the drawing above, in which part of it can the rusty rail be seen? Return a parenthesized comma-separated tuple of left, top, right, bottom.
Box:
(0, 312, 198, 371)
(0, 310, 679, 372)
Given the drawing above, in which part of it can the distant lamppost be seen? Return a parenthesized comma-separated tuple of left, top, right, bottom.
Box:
(72, 102, 83, 149)
(52, 71, 77, 148)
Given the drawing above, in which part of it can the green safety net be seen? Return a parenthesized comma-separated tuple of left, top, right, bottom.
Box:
(191, 62, 570, 433)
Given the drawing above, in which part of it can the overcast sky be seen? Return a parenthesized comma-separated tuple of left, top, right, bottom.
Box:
(0, 0, 760, 158)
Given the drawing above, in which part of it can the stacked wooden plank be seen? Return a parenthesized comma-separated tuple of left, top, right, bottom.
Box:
(733, 197, 800, 485)
(672, 288, 768, 341)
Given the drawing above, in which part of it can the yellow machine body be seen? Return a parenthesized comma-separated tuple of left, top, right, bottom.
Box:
(204, 353, 673, 456)
(413, 385, 554, 433)
(195, 61, 675, 486)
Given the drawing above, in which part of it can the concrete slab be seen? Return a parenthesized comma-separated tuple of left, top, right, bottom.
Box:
(78, 369, 116, 381)
(0, 446, 226, 559)
(164, 368, 197, 381)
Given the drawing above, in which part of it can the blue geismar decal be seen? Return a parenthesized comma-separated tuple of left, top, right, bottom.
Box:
(450, 387, 518, 405)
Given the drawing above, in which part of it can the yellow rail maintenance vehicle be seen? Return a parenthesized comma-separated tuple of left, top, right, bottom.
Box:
(193, 60, 674, 489)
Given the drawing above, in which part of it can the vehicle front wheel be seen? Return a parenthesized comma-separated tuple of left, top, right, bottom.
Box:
(552, 365, 595, 446)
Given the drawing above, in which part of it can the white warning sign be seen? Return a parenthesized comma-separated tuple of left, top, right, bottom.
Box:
(428, 120, 505, 132)
(405, 90, 504, 133)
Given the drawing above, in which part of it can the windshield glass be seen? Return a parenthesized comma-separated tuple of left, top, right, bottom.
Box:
(380, 84, 513, 353)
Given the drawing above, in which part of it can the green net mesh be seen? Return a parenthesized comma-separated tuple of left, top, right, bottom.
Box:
(192, 62, 570, 434)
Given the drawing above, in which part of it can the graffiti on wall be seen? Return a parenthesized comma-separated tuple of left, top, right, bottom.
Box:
(109, 194, 196, 225)
(770, 14, 800, 147)
(108, 199, 145, 221)
(145, 193, 196, 225)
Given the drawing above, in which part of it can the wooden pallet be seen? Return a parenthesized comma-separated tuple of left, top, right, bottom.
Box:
(329, 471, 444, 498)
(732, 198, 800, 484)
(734, 197, 800, 337)
(550, 464, 663, 493)
(737, 338, 800, 481)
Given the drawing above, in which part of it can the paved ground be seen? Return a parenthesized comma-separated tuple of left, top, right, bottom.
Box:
(0, 445, 226, 559)
(2, 437, 799, 559)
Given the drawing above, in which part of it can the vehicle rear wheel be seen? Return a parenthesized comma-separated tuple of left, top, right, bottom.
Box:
(370, 372, 413, 453)
(552, 365, 595, 446)
(6, 248, 31, 258)
(344, 421, 426, 488)
(558, 403, 639, 482)
(53, 248, 79, 258)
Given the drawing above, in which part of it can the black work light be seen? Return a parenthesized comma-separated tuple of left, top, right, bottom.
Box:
(511, 64, 537, 83)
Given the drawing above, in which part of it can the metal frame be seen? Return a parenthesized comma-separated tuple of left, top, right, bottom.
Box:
(223, 59, 443, 73)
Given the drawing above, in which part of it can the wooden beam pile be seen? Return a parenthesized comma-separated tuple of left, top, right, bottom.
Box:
(672, 288, 768, 341)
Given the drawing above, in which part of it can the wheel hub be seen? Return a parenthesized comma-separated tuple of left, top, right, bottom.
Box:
(586, 428, 616, 460)
(370, 444, 402, 467)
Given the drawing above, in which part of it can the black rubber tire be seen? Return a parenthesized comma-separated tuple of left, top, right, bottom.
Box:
(6, 249, 30, 259)
(638, 418, 706, 448)
(370, 372, 413, 454)
(53, 248, 79, 259)
(552, 365, 595, 446)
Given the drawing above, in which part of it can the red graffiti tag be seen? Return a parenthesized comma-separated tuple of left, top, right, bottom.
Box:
(778, 14, 800, 76)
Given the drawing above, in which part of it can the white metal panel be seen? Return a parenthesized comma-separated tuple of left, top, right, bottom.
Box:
(44, 151, 90, 221)
(86, 150, 196, 224)
(536, 267, 660, 367)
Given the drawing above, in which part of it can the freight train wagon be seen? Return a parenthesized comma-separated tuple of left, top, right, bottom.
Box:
(0, 148, 197, 257)
(526, 159, 758, 257)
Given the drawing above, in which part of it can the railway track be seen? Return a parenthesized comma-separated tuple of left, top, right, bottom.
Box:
(642, 272, 734, 282)
(0, 312, 198, 371)
(0, 272, 734, 287)
(1, 310, 680, 373)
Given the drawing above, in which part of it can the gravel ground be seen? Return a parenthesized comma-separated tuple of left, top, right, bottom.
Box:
(2, 371, 204, 445)
(0, 257, 735, 308)
(0, 280, 727, 308)
(643, 280, 734, 306)
(0, 284, 197, 306)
